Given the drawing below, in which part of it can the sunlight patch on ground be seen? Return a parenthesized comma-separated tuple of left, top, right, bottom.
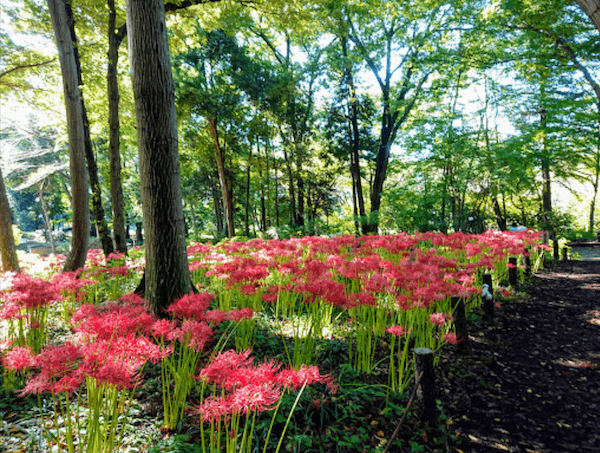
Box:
(585, 309, 600, 326)
(554, 358, 598, 369)
(466, 434, 514, 451)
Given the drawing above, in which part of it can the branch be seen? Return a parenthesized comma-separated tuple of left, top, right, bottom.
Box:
(164, 0, 254, 13)
(0, 58, 57, 80)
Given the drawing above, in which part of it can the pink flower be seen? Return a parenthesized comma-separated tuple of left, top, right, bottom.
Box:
(151, 319, 177, 340)
(429, 312, 451, 326)
(167, 292, 213, 320)
(2, 347, 36, 371)
(386, 325, 410, 337)
(226, 308, 254, 322)
(199, 350, 253, 387)
(228, 382, 281, 415)
(443, 333, 460, 345)
(192, 395, 231, 423)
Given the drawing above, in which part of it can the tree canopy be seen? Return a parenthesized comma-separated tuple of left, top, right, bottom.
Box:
(2, 0, 600, 265)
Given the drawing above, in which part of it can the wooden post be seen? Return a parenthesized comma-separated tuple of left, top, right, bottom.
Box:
(508, 257, 518, 287)
(553, 235, 559, 261)
(451, 296, 469, 351)
(414, 347, 437, 424)
(561, 247, 568, 261)
(482, 273, 494, 318)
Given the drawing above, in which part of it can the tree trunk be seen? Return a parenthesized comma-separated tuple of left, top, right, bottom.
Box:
(273, 156, 280, 227)
(47, 0, 89, 272)
(38, 180, 56, 255)
(63, 1, 113, 257)
(342, 35, 367, 235)
(283, 147, 297, 226)
(107, 0, 128, 254)
(0, 166, 20, 272)
(126, 0, 193, 316)
(82, 99, 114, 256)
(492, 195, 507, 231)
(540, 108, 552, 228)
(208, 117, 235, 237)
(258, 137, 267, 232)
(245, 147, 252, 237)
(574, 0, 600, 32)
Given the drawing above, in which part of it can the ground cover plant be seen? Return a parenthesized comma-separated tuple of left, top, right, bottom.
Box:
(0, 230, 545, 452)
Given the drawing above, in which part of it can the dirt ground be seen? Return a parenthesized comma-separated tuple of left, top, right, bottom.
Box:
(438, 257, 600, 453)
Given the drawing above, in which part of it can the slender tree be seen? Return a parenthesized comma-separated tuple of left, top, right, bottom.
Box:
(47, 0, 89, 272)
(0, 166, 20, 272)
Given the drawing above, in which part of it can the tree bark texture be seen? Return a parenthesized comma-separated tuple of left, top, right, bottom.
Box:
(126, 0, 193, 315)
(62, 0, 113, 257)
(47, 0, 89, 272)
(107, 0, 128, 254)
(0, 166, 20, 272)
(575, 0, 600, 32)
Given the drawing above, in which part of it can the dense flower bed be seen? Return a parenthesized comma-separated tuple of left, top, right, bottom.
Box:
(0, 230, 545, 452)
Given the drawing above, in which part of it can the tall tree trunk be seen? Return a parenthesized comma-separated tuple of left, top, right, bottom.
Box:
(258, 137, 267, 232)
(539, 108, 552, 227)
(245, 147, 252, 237)
(82, 99, 114, 256)
(212, 182, 225, 236)
(273, 156, 280, 228)
(107, 0, 128, 254)
(341, 35, 367, 235)
(126, 0, 193, 315)
(38, 180, 56, 255)
(0, 166, 20, 272)
(47, 0, 89, 272)
(296, 162, 305, 228)
(63, 2, 113, 257)
(208, 117, 235, 237)
(283, 148, 296, 226)
(493, 194, 507, 231)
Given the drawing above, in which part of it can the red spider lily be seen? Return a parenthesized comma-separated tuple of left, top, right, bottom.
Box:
(227, 382, 282, 416)
(386, 325, 410, 337)
(443, 333, 460, 345)
(0, 302, 23, 320)
(1, 273, 62, 310)
(198, 349, 254, 387)
(193, 350, 335, 424)
(167, 292, 214, 320)
(226, 308, 254, 322)
(180, 320, 213, 352)
(51, 271, 96, 301)
(151, 318, 178, 340)
(2, 346, 36, 370)
(429, 312, 452, 326)
(72, 301, 154, 340)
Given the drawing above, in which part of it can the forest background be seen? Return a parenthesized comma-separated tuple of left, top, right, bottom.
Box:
(2, 0, 600, 255)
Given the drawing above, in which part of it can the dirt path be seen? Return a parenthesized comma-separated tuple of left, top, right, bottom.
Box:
(440, 260, 600, 453)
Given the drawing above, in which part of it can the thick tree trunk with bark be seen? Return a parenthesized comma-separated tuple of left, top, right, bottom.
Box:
(107, 0, 128, 254)
(575, 0, 600, 31)
(47, 0, 89, 272)
(126, 0, 193, 316)
(0, 167, 20, 272)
